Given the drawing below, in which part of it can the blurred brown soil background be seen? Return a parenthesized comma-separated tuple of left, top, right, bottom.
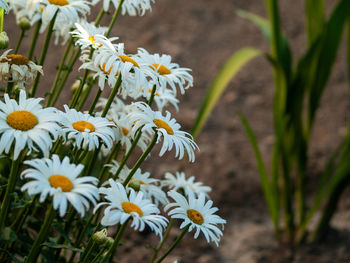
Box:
(5, 0, 350, 262)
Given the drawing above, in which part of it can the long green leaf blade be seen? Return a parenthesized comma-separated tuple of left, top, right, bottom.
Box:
(305, 0, 325, 46)
(191, 48, 262, 138)
(239, 113, 279, 231)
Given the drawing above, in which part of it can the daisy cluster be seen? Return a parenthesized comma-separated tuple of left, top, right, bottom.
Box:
(0, 0, 226, 262)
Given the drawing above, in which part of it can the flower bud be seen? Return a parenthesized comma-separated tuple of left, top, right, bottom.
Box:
(129, 179, 141, 192)
(18, 17, 31, 30)
(71, 79, 81, 94)
(0, 32, 9, 50)
(92, 228, 108, 244)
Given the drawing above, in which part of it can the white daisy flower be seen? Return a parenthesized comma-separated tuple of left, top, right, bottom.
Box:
(108, 161, 168, 205)
(165, 190, 226, 246)
(84, 42, 148, 96)
(95, 179, 168, 237)
(21, 155, 99, 217)
(162, 171, 211, 198)
(102, 0, 154, 16)
(9, 0, 41, 26)
(40, 0, 90, 33)
(139, 84, 179, 112)
(129, 102, 199, 162)
(0, 90, 60, 159)
(71, 21, 109, 50)
(138, 48, 193, 95)
(0, 50, 43, 88)
(0, 0, 9, 13)
(59, 105, 116, 151)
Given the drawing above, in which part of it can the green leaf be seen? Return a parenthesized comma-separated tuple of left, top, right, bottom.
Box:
(305, 0, 324, 45)
(307, 0, 350, 127)
(239, 113, 279, 231)
(191, 48, 262, 138)
(42, 242, 83, 252)
(237, 8, 292, 82)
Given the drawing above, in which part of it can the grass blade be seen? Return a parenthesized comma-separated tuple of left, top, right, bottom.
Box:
(191, 48, 262, 138)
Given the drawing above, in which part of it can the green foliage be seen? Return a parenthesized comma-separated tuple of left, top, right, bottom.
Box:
(194, 0, 350, 243)
(191, 48, 262, 138)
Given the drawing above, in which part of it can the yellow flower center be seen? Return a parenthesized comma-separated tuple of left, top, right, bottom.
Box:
(121, 201, 143, 217)
(48, 0, 69, 6)
(3, 54, 30, 65)
(153, 118, 174, 135)
(187, 209, 204, 225)
(150, 64, 171, 75)
(88, 36, 95, 43)
(49, 174, 73, 192)
(7, 110, 38, 131)
(72, 121, 95, 132)
(118, 55, 139, 68)
(121, 127, 129, 136)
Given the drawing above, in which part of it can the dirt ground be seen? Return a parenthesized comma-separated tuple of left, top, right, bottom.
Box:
(4, 0, 350, 262)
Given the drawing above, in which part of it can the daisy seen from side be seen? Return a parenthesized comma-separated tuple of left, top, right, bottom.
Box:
(21, 154, 99, 217)
(162, 171, 211, 198)
(0, 50, 43, 88)
(95, 179, 168, 237)
(108, 161, 168, 205)
(0, 90, 60, 159)
(165, 190, 226, 246)
(102, 0, 154, 16)
(129, 102, 199, 162)
(138, 48, 193, 95)
(40, 0, 90, 33)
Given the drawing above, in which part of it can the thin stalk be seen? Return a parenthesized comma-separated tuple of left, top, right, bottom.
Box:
(155, 225, 189, 263)
(28, 20, 41, 60)
(24, 204, 56, 263)
(0, 158, 20, 231)
(50, 47, 81, 106)
(123, 133, 158, 187)
(101, 74, 122, 117)
(94, 9, 105, 26)
(106, 0, 125, 37)
(0, 8, 4, 32)
(88, 88, 102, 114)
(70, 48, 94, 108)
(99, 221, 129, 263)
(30, 11, 58, 97)
(112, 91, 157, 180)
(310, 174, 350, 243)
(46, 37, 74, 107)
(91, 243, 108, 263)
(79, 240, 98, 263)
(77, 78, 94, 110)
(150, 218, 174, 263)
(14, 29, 26, 54)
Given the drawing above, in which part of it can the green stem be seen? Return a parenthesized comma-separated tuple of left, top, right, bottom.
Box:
(70, 49, 93, 108)
(99, 221, 129, 263)
(94, 9, 105, 26)
(88, 88, 102, 114)
(0, 8, 4, 32)
(30, 11, 58, 97)
(123, 133, 158, 187)
(106, 0, 125, 37)
(155, 225, 189, 263)
(91, 243, 108, 263)
(14, 29, 26, 54)
(0, 157, 21, 231)
(49, 48, 81, 106)
(28, 20, 41, 60)
(46, 37, 74, 106)
(150, 218, 174, 263)
(101, 74, 122, 117)
(79, 240, 98, 263)
(24, 204, 56, 263)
